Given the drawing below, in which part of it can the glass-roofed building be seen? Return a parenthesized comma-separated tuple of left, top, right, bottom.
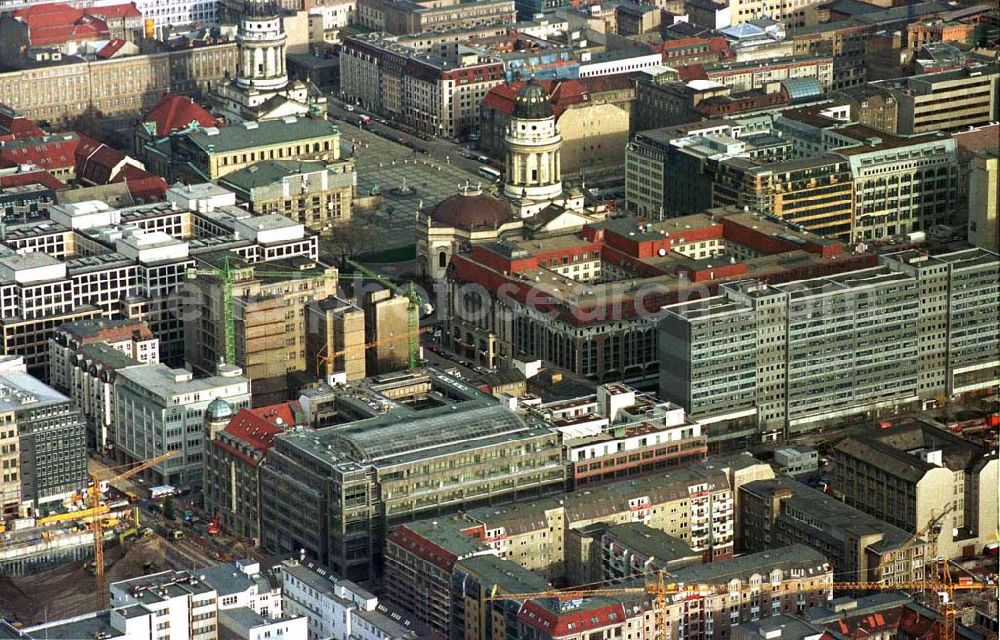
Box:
(780, 77, 824, 104)
(259, 367, 566, 584)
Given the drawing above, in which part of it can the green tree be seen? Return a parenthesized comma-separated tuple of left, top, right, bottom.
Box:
(323, 219, 380, 269)
(162, 495, 175, 521)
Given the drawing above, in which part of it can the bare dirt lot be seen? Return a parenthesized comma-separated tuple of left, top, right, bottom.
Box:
(0, 535, 180, 625)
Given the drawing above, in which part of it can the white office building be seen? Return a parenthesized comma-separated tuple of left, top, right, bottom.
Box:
(113, 363, 251, 485)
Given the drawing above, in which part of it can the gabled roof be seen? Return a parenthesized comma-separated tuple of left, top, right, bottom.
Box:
(0, 168, 66, 191)
(142, 94, 218, 138)
(111, 164, 168, 201)
(0, 134, 82, 171)
(86, 3, 141, 19)
(75, 138, 138, 185)
(0, 105, 45, 139)
(96, 38, 127, 58)
(12, 3, 109, 46)
(483, 79, 590, 118)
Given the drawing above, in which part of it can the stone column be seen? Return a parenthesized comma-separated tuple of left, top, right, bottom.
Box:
(540, 151, 549, 184)
(254, 47, 264, 77)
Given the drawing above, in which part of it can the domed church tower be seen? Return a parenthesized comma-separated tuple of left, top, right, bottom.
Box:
(503, 78, 564, 217)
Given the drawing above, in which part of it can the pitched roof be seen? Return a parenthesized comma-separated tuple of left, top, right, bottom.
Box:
(142, 94, 217, 138)
(75, 138, 133, 185)
(0, 105, 45, 139)
(86, 3, 141, 19)
(0, 133, 82, 171)
(12, 3, 109, 46)
(96, 37, 127, 58)
(483, 79, 590, 118)
(111, 164, 168, 201)
(0, 168, 65, 191)
(221, 402, 302, 453)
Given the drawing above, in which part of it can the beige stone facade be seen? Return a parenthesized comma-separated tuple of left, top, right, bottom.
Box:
(0, 43, 237, 125)
(968, 151, 999, 252)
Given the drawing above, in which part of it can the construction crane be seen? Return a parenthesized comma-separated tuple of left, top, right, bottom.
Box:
(314, 327, 429, 378)
(186, 256, 336, 365)
(89, 451, 177, 607)
(487, 564, 998, 640)
(345, 259, 423, 369)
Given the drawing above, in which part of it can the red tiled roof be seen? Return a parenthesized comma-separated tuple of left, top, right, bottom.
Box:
(97, 37, 127, 58)
(0, 106, 45, 139)
(518, 601, 627, 636)
(676, 64, 709, 81)
(221, 405, 294, 454)
(483, 79, 590, 118)
(75, 137, 131, 185)
(86, 3, 141, 19)
(0, 135, 82, 171)
(576, 74, 634, 93)
(13, 3, 108, 46)
(0, 168, 66, 191)
(110, 164, 168, 201)
(142, 93, 218, 138)
(386, 526, 460, 573)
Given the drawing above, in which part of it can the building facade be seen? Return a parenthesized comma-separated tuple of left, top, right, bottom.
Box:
(219, 159, 355, 231)
(340, 33, 505, 138)
(832, 418, 999, 560)
(0, 43, 238, 126)
(113, 363, 251, 485)
(740, 479, 931, 584)
(0, 370, 87, 516)
(659, 248, 998, 442)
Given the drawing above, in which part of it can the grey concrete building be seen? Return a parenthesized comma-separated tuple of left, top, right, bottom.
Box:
(259, 368, 565, 584)
(0, 370, 87, 515)
(660, 267, 921, 443)
(113, 364, 251, 485)
(660, 248, 999, 443)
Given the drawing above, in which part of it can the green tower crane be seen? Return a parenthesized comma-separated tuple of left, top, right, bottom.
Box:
(187, 256, 335, 366)
(345, 259, 422, 369)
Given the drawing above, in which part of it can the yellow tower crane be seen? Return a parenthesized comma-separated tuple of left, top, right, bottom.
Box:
(89, 451, 177, 607)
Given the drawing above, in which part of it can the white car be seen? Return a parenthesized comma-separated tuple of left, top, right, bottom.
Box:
(345, 105, 355, 112)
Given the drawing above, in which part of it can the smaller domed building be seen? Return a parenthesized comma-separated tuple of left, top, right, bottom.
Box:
(416, 183, 523, 280)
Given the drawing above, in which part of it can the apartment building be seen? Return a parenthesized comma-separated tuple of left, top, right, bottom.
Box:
(385, 460, 743, 637)
(260, 369, 565, 584)
(0, 42, 238, 125)
(625, 119, 794, 217)
(62, 343, 143, 452)
(0, 370, 86, 516)
(659, 248, 998, 441)
(740, 479, 931, 584)
(535, 384, 708, 487)
(279, 558, 431, 640)
(182, 254, 339, 405)
(388, 455, 772, 596)
(833, 418, 999, 560)
(145, 116, 342, 182)
(113, 363, 251, 485)
(203, 403, 304, 544)
(340, 33, 505, 138)
(599, 522, 702, 580)
(874, 65, 999, 134)
(374, 0, 516, 35)
(219, 159, 355, 232)
(109, 571, 220, 640)
(197, 558, 283, 620)
(48, 318, 158, 395)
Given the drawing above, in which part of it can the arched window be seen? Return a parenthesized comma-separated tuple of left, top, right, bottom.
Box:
(438, 251, 448, 269)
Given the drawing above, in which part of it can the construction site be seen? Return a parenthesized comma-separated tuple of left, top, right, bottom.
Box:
(0, 450, 266, 625)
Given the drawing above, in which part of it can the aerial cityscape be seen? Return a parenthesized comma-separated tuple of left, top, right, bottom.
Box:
(0, 0, 995, 635)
